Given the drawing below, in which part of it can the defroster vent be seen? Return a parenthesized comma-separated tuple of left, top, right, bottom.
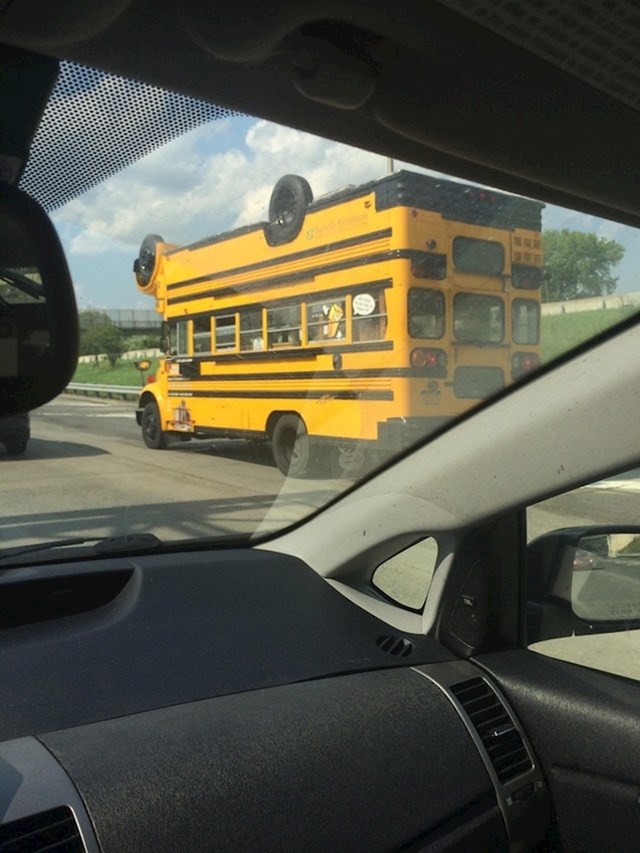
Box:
(376, 635, 415, 657)
(450, 676, 532, 784)
(0, 806, 85, 853)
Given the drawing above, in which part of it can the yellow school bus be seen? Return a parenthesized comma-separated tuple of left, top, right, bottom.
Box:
(134, 170, 544, 476)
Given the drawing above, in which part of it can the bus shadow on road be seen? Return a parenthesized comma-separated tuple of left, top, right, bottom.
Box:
(0, 438, 109, 461)
(171, 439, 277, 470)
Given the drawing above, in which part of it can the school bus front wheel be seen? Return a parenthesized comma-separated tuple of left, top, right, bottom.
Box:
(141, 400, 168, 450)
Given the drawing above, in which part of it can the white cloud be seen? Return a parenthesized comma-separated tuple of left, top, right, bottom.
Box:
(53, 117, 398, 256)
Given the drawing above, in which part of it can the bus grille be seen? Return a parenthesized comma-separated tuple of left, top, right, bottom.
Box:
(454, 367, 504, 399)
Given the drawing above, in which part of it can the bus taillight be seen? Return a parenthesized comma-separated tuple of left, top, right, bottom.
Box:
(411, 348, 447, 375)
(511, 352, 540, 379)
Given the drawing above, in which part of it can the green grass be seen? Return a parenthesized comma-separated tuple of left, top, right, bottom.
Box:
(73, 358, 160, 386)
(541, 305, 638, 362)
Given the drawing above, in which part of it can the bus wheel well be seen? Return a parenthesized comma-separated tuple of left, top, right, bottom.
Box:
(139, 390, 157, 409)
(266, 411, 300, 441)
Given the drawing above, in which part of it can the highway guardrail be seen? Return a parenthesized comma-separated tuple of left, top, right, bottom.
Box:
(66, 383, 140, 400)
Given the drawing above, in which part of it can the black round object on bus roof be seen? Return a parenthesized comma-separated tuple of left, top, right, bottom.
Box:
(265, 175, 313, 246)
(134, 233, 164, 287)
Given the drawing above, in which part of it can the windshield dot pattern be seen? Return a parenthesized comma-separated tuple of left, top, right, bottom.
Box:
(20, 61, 242, 211)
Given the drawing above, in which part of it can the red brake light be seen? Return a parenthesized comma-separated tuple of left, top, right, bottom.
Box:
(410, 348, 427, 369)
(146, 374, 156, 384)
(410, 348, 447, 370)
(512, 352, 540, 377)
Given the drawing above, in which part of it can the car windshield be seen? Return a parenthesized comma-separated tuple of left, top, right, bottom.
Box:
(2, 60, 639, 553)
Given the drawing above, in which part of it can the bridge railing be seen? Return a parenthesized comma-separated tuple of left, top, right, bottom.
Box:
(66, 383, 140, 400)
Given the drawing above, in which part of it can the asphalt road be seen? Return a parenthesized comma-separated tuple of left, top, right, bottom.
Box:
(0, 395, 351, 547)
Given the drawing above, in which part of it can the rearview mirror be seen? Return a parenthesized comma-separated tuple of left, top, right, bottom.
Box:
(527, 525, 640, 638)
(0, 182, 78, 414)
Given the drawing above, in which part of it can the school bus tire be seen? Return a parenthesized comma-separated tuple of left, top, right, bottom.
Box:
(141, 400, 167, 450)
(271, 414, 310, 478)
(134, 233, 164, 288)
(266, 175, 313, 246)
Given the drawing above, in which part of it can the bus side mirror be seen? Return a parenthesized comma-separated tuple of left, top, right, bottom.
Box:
(0, 182, 78, 415)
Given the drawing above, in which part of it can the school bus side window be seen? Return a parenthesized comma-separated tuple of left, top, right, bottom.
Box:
(267, 305, 301, 347)
(170, 321, 188, 355)
(193, 317, 211, 353)
(307, 299, 345, 342)
(408, 290, 445, 339)
(352, 291, 387, 342)
(214, 314, 236, 351)
(240, 309, 264, 351)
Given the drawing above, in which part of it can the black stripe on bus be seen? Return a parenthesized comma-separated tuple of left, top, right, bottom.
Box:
(166, 249, 416, 307)
(168, 367, 412, 382)
(166, 228, 392, 292)
(184, 279, 393, 322)
(168, 390, 394, 401)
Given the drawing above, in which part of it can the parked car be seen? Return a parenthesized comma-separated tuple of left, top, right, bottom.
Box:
(0, 412, 29, 455)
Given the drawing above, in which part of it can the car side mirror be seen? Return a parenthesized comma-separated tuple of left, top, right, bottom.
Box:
(527, 525, 640, 639)
(0, 182, 78, 414)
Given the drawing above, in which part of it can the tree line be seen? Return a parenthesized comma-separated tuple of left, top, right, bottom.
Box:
(541, 229, 625, 302)
(79, 311, 157, 366)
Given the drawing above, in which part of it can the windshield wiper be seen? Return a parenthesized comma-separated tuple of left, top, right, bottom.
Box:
(0, 533, 163, 563)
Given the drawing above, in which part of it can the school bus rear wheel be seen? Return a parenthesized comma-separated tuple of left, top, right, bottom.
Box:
(272, 414, 310, 478)
(141, 401, 167, 450)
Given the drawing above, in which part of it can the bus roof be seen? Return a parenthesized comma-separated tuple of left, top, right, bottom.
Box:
(308, 170, 544, 231)
(171, 169, 544, 256)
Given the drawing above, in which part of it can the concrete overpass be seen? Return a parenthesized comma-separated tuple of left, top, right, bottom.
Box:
(104, 309, 161, 334)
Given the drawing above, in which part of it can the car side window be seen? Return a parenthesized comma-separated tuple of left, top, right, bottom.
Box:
(372, 537, 439, 610)
(526, 468, 640, 681)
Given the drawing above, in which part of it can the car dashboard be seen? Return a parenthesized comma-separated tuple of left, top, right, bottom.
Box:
(0, 549, 548, 852)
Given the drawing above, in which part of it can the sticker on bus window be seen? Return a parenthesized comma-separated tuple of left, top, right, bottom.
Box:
(353, 293, 376, 316)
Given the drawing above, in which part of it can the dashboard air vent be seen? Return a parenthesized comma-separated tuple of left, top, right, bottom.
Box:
(0, 806, 84, 852)
(450, 676, 532, 784)
(376, 635, 415, 657)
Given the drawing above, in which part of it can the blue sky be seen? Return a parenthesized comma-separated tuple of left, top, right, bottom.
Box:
(51, 115, 640, 310)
